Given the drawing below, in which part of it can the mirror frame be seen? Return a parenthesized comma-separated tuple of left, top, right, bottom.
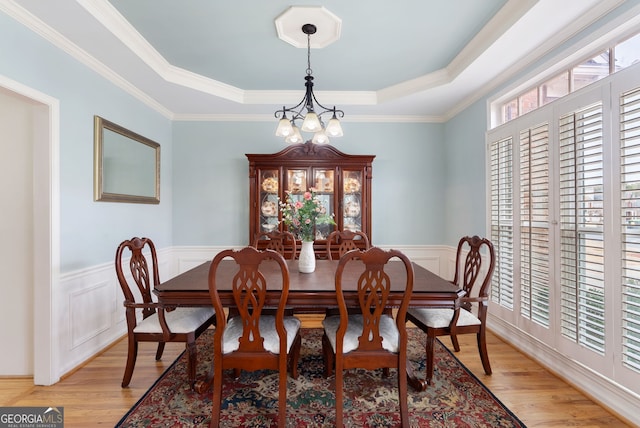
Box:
(93, 116, 160, 204)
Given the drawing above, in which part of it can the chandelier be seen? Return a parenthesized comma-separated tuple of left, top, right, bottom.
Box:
(274, 23, 344, 144)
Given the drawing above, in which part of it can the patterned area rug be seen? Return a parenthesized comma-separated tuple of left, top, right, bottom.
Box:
(116, 328, 525, 427)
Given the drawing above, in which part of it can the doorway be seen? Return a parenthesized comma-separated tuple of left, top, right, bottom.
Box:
(0, 76, 59, 385)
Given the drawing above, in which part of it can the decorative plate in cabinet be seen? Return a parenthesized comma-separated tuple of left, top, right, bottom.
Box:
(344, 200, 361, 217)
(261, 200, 278, 217)
(344, 177, 361, 193)
(261, 177, 278, 193)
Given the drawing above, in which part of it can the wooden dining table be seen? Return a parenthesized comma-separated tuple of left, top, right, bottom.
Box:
(154, 258, 464, 391)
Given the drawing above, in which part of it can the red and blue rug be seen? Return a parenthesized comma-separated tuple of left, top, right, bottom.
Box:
(116, 328, 525, 427)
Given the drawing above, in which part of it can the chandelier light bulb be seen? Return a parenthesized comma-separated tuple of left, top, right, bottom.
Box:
(312, 130, 329, 144)
(275, 117, 293, 137)
(285, 124, 303, 144)
(301, 112, 321, 132)
(325, 116, 344, 138)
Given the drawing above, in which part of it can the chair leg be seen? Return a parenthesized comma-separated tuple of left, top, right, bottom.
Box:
(278, 357, 287, 428)
(477, 329, 492, 375)
(335, 361, 343, 427)
(398, 355, 409, 427)
(322, 333, 334, 377)
(210, 358, 223, 428)
(289, 333, 302, 379)
(450, 334, 461, 352)
(155, 342, 166, 360)
(186, 340, 197, 388)
(121, 338, 138, 388)
(425, 333, 436, 385)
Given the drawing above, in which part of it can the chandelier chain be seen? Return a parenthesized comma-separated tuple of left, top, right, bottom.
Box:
(306, 32, 312, 76)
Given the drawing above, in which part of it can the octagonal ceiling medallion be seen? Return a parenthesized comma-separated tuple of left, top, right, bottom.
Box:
(275, 6, 342, 49)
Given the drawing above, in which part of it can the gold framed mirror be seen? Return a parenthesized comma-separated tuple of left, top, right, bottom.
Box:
(94, 116, 160, 204)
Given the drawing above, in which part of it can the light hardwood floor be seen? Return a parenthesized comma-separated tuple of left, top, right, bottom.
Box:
(0, 316, 632, 427)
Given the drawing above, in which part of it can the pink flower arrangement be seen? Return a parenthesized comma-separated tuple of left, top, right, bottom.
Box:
(279, 188, 335, 241)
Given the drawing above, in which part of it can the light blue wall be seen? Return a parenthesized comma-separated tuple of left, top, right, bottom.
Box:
(443, 99, 488, 246)
(172, 121, 446, 246)
(0, 11, 173, 272)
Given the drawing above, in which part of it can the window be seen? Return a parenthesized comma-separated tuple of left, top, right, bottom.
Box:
(620, 86, 640, 371)
(496, 32, 640, 127)
(520, 124, 550, 327)
(520, 88, 539, 116)
(572, 51, 610, 92)
(558, 104, 605, 354)
(615, 33, 640, 70)
(490, 137, 515, 309)
(541, 72, 569, 106)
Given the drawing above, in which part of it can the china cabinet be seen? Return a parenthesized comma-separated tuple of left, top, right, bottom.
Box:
(247, 141, 374, 257)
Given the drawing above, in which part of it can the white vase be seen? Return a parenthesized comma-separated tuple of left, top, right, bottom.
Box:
(298, 240, 316, 273)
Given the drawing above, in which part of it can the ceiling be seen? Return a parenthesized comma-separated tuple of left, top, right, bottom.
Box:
(5, 0, 624, 121)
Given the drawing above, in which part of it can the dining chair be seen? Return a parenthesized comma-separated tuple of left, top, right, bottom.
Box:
(115, 237, 215, 388)
(321, 247, 414, 427)
(325, 229, 370, 260)
(324, 230, 374, 317)
(208, 246, 302, 428)
(406, 235, 496, 385)
(253, 230, 298, 260)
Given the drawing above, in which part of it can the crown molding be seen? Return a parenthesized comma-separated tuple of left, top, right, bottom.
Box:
(172, 113, 444, 123)
(1, 0, 174, 119)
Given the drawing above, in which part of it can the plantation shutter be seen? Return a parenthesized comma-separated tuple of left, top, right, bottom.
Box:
(558, 103, 605, 354)
(620, 86, 640, 373)
(490, 137, 515, 309)
(519, 124, 551, 326)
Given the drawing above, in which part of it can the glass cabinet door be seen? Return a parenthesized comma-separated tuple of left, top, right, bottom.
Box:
(259, 169, 279, 234)
(286, 169, 307, 194)
(313, 168, 335, 239)
(343, 170, 363, 232)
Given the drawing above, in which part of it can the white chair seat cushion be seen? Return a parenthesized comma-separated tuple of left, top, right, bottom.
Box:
(407, 308, 481, 329)
(133, 306, 214, 334)
(322, 314, 399, 354)
(223, 315, 301, 354)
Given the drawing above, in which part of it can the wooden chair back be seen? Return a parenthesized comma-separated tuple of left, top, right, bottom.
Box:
(253, 230, 298, 260)
(115, 237, 160, 332)
(329, 246, 414, 426)
(452, 235, 496, 319)
(325, 230, 370, 260)
(208, 246, 300, 428)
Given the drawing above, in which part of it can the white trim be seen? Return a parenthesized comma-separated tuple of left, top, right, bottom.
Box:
(0, 74, 61, 385)
(171, 113, 444, 124)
